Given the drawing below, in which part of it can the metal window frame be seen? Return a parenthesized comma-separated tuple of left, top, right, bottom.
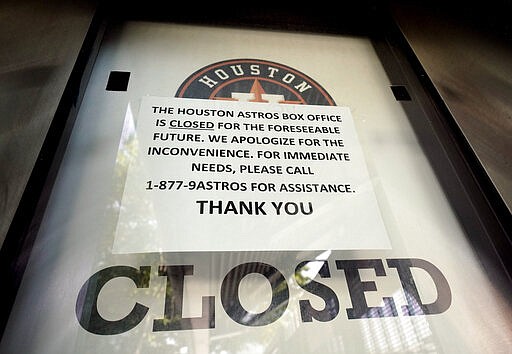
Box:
(1, 1, 510, 340)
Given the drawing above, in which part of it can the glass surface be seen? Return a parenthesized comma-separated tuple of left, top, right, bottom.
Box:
(1, 20, 511, 353)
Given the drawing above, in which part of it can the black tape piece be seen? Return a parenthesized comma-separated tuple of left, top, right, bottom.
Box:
(106, 71, 130, 91)
(390, 85, 411, 101)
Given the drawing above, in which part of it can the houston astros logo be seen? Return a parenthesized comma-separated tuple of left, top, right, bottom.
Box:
(176, 59, 336, 106)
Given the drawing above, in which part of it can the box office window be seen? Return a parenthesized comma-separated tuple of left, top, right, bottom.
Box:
(1, 5, 511, 354)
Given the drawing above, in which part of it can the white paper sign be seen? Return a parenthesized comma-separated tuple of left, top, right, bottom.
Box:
(112, 96, 390, 252)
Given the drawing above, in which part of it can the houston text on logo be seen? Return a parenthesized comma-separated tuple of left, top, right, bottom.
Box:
(176, 59, 335, 106)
